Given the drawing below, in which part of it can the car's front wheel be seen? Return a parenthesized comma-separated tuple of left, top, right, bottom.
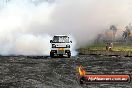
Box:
(67, 52, 71, 58)
(50, 52, 54, 58)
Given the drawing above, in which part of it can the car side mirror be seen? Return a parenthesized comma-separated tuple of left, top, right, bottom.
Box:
(70, 41, 72, 43)
(50, 40, 53, 43)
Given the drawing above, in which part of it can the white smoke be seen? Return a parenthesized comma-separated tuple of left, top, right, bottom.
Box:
(68, 35, 77, 56)
(0, 0, 132, 55)
(0, 0, 54, 55)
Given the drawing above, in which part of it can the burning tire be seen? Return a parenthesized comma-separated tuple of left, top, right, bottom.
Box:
(77, 66, 86, 84)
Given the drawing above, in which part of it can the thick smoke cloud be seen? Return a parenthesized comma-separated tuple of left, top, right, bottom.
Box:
(50, 0, 132, 45)
(0, 0, 131, 55)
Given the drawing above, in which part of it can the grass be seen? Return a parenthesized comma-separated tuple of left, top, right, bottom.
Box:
(82, 43, 132, 51)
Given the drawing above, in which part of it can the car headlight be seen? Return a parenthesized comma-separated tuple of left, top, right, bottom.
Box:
(66, 45, 70, 48)
(52, 44, 56, 48)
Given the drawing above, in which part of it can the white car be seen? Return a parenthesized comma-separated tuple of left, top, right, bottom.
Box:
(50, 35, 72, 58)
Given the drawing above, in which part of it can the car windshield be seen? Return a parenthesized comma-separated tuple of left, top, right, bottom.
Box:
(53, 36, 69, 43)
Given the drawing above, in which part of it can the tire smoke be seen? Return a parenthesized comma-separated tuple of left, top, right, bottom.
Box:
(0, 0, 131, 55)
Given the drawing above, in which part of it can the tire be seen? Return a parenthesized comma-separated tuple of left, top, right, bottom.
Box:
(67, 52, 71, 58)
(50, 52, 54, 58)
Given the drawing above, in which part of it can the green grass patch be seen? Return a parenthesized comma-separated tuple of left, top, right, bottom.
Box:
(82, 43, 132, 51)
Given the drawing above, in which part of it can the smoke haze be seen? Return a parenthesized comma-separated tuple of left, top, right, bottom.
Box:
(0, 0, 131, 55)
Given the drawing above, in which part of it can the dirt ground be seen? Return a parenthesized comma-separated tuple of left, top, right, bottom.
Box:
(0, 55, 131, 88)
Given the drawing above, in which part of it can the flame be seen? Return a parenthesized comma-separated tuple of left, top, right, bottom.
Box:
(78, 66, 86, 76)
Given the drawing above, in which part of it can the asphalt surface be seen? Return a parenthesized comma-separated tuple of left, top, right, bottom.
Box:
(0, 55, 131, 88)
